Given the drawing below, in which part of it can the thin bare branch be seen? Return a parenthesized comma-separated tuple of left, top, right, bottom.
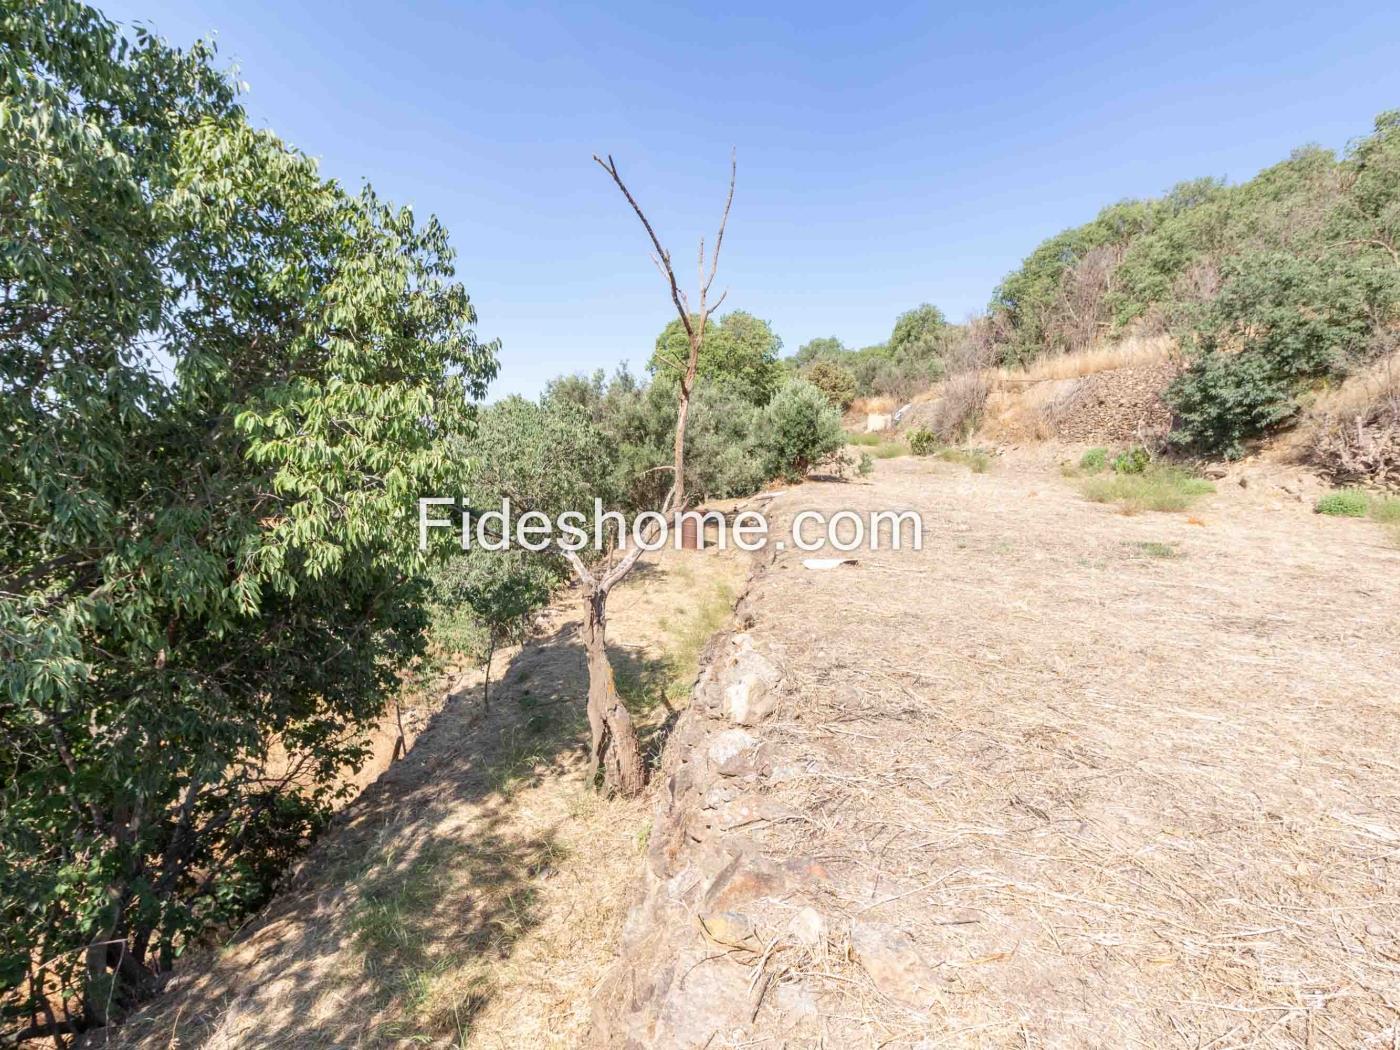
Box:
(703, 149, 737, 296)
(593, 153, 694, 342)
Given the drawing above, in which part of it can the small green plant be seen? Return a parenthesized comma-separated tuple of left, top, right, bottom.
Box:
(1079, 447, 1109, 472)
(1112, 445, 1151, 475)
(1134, 541, 1181, 558)
(857, 452, 874, 477)
(1314, 489, 1370, 517)
(1365, 494, 1400, 524)
(870, 440, 908, 459)
(845, 431, 884, 446)
(1080, 465, 1214, 513)
(909, 427, 938, 456)
(937, 447, 991, 473)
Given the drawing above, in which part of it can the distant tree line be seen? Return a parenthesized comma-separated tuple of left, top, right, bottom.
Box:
(987, 114, 1400, 458)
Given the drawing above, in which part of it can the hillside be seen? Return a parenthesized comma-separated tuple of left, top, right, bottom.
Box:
(103, 450, 1400, 1048)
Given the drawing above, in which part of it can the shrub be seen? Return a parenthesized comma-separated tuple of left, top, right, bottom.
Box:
(805, 359, 858, 410)
(1168, 253, 1400, 457)
(757, 379, 845, 480)
(1112, 446, 1151, 474)
(937, 448, 992, 473)
(857, 452, 874, 477)
(1079, 447, 1109, 472)
(1369, 495, 1400, 524)
(1080, 466, 1214, 513)
(908, 428, 939, 456)
(1315, 489, 1372, 517)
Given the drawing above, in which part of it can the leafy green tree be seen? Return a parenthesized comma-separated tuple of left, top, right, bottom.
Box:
(1168, 252, 1399, 456)
(758, 380, 846, 480)
(791, 336, 847, 367)
(651, 310, 783, 404)
(804, 359, 858, 410)
(456, 395, 659, 791)
(888, 303, 949, 360)
(0, 3, 495, 1037)
(430, 550, 557, 709)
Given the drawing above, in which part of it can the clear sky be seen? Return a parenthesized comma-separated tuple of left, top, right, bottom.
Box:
(97, 0, 1400, 397)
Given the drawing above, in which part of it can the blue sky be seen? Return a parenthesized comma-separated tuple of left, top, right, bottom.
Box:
(100, 0, 1400, 397)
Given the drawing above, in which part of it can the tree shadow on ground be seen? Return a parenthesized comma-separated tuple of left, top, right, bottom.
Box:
(103, 616, 679, 1049)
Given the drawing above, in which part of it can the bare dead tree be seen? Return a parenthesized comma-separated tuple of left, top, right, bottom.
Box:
(559, 487, 674, 795)
(593, 151, 736, 512)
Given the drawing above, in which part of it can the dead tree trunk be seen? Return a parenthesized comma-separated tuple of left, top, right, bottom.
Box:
(581, 586, 645, 794)
(570, 151, 734, 797)
(594, 151, 735, 516)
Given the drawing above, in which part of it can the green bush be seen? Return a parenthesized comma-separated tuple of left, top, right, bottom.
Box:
(757, 379, 846, 481)
(908, 428, 938, 456)
(1112, 446, 1151, 474)
(937, 448, 991, 473)
(805, 359, 858, 410)
(1315, 489, 1372, 517)
(1079, 447, 1109, 472)
(1167, 253, 1400, 457)
(857, 452, 874, 477)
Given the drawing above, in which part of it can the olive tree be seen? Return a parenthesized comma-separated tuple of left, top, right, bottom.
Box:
(0, 3, 495, 1039)
(456, 397, 654, 793)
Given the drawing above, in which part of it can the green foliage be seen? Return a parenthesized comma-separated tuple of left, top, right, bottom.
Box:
(804, 359, 858, 410)
(1369, 495, 1400, 524)
(1314, 490, 1370, 517)
(429, 549, 557, 668)
(1167, 252, 1400, 456)
(937, 447, 991, 473)
(993, 197, 1176, 364)
(543, 369, 766, 505)
(1112, 446, 1152, 475)
(1079, 466, 1214, 513)
(0, 2, 496, 1028)
(1134, 541, 1182, 559)
(908, 428, 938, 456)
(888, 303, 949, 360)
(650, 310, 783, 405)
(757, 380, 845, 481)
(857, 452, 874, 477)
(792, 336, 847, 367)
(1079, 447, 1109, 472)
(992, 112, 1400, 469)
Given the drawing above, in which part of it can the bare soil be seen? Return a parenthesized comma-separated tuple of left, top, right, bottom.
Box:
(592, 449, 1400, 1048)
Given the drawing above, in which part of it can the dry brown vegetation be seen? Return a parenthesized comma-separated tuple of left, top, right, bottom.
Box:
(591, 451, 1400, 1048)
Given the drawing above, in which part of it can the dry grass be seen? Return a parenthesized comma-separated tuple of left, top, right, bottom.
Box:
(1079, 464, 1215, 514)
(683, 453, 1400, 1047)
(991, 332, 1177, 384)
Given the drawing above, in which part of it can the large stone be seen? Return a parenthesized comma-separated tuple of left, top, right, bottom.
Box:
(849, 920, 942, 1009)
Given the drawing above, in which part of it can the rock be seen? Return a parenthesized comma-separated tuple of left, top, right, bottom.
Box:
(721, 647, 782, 726)
(708, 728, 759, 771)
(698, 910, 762, 951)
(849, 920, 941, 1008)
(704, 854, 791, 911)
(786, 907, 828, 948)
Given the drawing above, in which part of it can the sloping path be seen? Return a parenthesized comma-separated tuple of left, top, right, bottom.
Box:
(592, 452, 1400, 1048)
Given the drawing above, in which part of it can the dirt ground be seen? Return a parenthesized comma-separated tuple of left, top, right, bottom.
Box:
(105, 540, 751, 1049)
(593, 449, 1400, 1048)
(106, 449, 1399, 1048)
